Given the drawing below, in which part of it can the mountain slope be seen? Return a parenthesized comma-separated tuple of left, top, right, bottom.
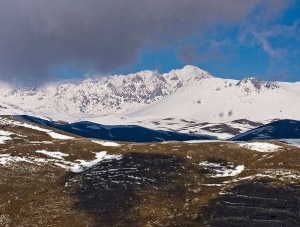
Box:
(128, 77, 300, 123)
(230, 119, 300, 141)
(19, 115, 216, 142)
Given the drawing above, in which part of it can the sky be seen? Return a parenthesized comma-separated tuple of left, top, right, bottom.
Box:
(0, 0, 299, 87)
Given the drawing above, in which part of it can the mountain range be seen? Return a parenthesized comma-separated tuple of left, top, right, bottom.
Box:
(0, 66, 211, 115)
(1, 65, 300, 139)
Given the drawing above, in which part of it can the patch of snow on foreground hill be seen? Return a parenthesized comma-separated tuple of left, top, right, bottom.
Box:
(199, 161, 244, 178)
(0, 150, 122, 173)
(0, 130, 13, 144)
(70, 151, 122, 173)
(238, 142, 281, 152)
(0, 117, 74, 140)
(47, 132, 74, 140)
(13, 121, 74, 140)
(92, 140, 121, 147)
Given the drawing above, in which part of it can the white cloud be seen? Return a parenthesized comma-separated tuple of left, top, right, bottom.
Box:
(240, 18, 299, 59)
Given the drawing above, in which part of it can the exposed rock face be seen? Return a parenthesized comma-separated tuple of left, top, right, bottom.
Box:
(236, 77, 279, 92)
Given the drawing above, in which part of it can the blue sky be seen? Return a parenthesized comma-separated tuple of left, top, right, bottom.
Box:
(0, 0, 299, 86)
(116, 1, 300, 82)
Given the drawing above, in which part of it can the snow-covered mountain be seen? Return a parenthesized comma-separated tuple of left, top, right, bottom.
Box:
(0, 65, 211, 115)
(129, 76, 300, 122)
(1, 65, 300, 139)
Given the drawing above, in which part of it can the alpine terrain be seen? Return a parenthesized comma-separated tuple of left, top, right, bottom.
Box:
(1, 66, 300, 226)
(1, 65, 300, 139)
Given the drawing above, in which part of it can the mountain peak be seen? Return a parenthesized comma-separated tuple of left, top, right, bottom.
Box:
(163, 65, 212, 90)
(169, 65, 212, 77)
(181, 65, 207, 73)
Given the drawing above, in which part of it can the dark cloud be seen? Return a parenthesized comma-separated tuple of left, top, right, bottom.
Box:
(0, 0, 290, 86)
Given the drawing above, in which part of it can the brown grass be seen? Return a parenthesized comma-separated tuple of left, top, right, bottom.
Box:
(0, 116, 299, 226)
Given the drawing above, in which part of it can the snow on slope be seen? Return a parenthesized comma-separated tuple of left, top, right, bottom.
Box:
(128, 77, 300, 123)
(238, 142, 282, 152)
(0, 117, 74, 140)
(0, 130, 13, 144)
(0, 150, 122, 173)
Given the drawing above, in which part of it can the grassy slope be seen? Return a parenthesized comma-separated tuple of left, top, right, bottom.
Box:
(0, 116, 299, 226)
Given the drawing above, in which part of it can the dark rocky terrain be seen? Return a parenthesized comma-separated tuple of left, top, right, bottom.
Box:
(0, 116, 299, 226)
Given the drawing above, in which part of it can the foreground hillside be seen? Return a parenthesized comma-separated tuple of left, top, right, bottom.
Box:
(0, 116, 299, 226)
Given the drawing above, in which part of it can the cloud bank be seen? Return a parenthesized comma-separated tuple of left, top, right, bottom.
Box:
(0, 0, 291, 86)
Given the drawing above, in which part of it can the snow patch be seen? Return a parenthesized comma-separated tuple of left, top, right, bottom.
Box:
(92, 140, 121, 147)
(0, 130, 13, 144)
(0, 154, 13, 165)
(199, 161, 244, 177)
(239, 142, 281, 152)
(70, 151, 122, 173)
(12, 121, 51, 132)
(0, 154, 53, 166)
(4, 118, 74, 140)
(47, 132, 74, 140)
(0, 150, 122, 173)
(184, 140, 223, 143)
(202, 183, 224, 187)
